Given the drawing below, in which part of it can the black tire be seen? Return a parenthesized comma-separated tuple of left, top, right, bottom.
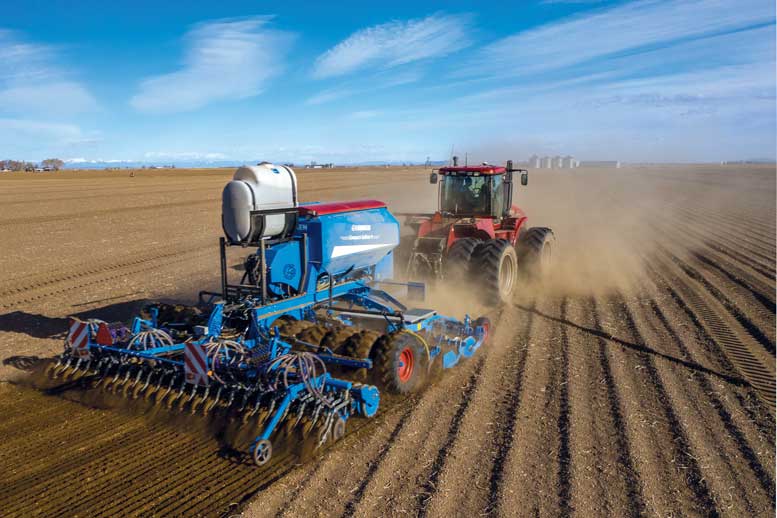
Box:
(471, 239, 518, 304)
(517, 227, 555, 278)
(444, 237, 481, 280)
(297, 325, 327, 346)
(277, 319, 314, 337)
(371, 332, 428, 394)
(343, 330, 381, 381)
(320, 326, 358, 353)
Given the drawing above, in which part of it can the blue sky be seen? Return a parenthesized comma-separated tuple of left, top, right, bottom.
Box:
(1, 0, 775, 164)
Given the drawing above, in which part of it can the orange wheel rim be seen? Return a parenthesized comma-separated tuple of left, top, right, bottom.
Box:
(397, 347, 414, 382)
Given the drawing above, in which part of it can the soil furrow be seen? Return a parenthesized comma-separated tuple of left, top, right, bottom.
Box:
(692, 252, 775, 310)
(556, 297, 572, 518)
(589, 298, 646, 517)
(416, 358, 486, 518)
(421, 297, 535, 518)
(496, 296, 562, 517)
(664, 249, 776, 357)
(647, 297, 776, 501)
(614, 295, 723, 516)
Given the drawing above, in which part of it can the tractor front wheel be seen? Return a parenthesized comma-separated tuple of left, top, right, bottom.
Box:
(445, 237, 482, 280)
(472, 239, 518, 305)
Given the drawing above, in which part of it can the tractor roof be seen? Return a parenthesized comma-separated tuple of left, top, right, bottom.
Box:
(438, 165, 506, 176)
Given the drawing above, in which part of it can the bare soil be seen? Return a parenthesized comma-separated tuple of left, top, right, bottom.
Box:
(0, 164, 773, 517)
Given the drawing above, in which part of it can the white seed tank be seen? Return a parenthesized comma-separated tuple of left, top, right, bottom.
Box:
(222, 163, 298, 243)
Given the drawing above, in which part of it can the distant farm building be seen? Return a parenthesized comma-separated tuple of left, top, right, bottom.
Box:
(531, 155, 579, 169)
(562, 156, 579, 168)
(305, 162, 334, 169)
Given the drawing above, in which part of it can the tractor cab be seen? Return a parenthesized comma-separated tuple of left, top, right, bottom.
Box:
(430, 162, 528, 220)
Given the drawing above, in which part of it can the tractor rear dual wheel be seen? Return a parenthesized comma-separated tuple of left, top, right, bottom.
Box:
(517, 227, 556, 278)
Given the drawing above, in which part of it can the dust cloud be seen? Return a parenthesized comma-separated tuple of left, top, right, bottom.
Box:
(381, 165, 687, 317)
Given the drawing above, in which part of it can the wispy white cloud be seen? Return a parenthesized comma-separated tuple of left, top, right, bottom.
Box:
(312, 13, 473, 79)
(458, 24, 775, 105)
(0, 30, 97, 115)
(131, 17, 295, 113)
(477, 0, 774, 76)
(306, 69, 422, 105)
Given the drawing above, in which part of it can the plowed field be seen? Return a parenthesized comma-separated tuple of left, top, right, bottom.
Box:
(0, 164, 773, 517)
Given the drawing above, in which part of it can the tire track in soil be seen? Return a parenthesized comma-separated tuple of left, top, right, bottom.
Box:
(420, 297, 536, 518)
(612, 295, 722, 516)
(652, 253, 776, 411)
(645, 295, 776, 504)
(622, 292, 773, 516)
(650, 265, 776, 439)
(661, 246, 776, 356)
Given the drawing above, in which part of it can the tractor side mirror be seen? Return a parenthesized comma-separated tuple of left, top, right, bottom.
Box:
(429, 172, 438, 184)
(520, 171, 529, 186)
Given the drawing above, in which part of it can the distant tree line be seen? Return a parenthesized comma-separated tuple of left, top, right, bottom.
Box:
(1, 158, 64, 171)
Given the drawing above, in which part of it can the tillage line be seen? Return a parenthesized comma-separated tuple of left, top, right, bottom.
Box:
(0, 246, 210, 308)
(484, 301, 536, 515)
(591, 298, 646, 518)
(666, 252, 775, 355)
(616, 295, 720, 517)
(648, 298, 776, 500)
(556, 297, 572, 518)
(416, 356, 486, 518)
(655, 270, 777, 434)
(660, 258, 777, 411)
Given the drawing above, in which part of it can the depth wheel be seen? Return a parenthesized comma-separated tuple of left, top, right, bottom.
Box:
(252, 439, 273, 466)
(371, 332, 428, 394)
(332, 416, 346, 441)
(472, 239, 518, 305)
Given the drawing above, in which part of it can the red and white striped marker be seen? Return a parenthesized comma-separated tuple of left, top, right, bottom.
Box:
(67, 318, 91, 359)
(184, 342, 209, 387)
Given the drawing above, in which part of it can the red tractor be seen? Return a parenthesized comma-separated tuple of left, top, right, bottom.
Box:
(400, 159, 554, 304)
